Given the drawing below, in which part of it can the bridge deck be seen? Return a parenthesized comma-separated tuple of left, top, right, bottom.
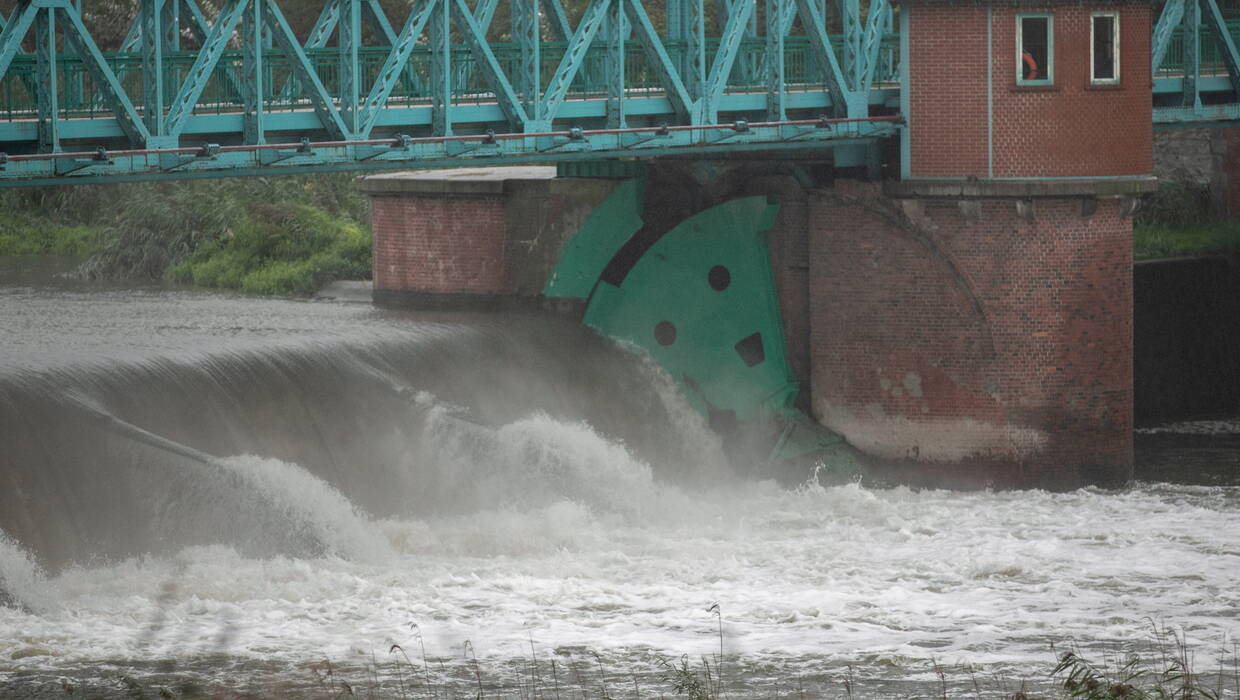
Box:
(0, 0, 1236, 186)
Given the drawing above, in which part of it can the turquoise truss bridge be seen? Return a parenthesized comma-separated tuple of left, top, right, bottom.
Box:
(0, 0, 1237, 186)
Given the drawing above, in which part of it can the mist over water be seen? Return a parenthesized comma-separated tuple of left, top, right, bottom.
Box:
(1, 264, 1237, 697)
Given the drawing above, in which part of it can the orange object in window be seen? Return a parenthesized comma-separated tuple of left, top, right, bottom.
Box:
(1022, 51, 1039, 81)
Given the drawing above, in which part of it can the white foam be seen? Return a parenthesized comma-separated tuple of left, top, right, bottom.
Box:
(0, 529, 48, 611)
(216, 455, 390, 563)
(1, 433, 1238, 695)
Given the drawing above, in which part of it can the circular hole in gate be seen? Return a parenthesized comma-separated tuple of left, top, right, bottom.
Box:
(654, 321, 677, 346)
(708, 265, 731, 291)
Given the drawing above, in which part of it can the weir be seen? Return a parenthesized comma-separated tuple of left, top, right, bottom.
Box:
(0, 308, 725, 572)
(360, 0, 1165, 489)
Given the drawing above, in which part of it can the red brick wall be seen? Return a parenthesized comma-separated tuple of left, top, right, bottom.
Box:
(370, 194, 510, 294)
(907, 1, 1153, 178)
(809, 182, 1133, 487)
(907, 4, 990, 178)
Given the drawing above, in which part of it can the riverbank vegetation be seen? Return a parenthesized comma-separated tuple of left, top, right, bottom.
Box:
(0, 174, 370, 295)
(46, 618, 1237, 699)
(1135, 181, 1240, 260)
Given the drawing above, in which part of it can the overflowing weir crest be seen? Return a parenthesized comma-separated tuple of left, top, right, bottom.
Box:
(0, 314, 726, 579)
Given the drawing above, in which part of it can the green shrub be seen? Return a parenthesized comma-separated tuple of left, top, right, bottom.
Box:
(2, 173, 372, 296)
(1134, 222, 1240, 260)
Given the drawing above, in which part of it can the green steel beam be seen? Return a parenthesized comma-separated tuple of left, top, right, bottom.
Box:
(34, 8, 57, 152)
(262, 0, 351, 138)
(605, 0, 628, 127)
(860, 0, 890, 90)
(342, 2, 374, 131)
(277, 0, 339, 102)
(513, 0, 541, 123)
(358, 0, 438, 137)
(765, 0, 788, 120)
(1200, 0, 1240, 95)
(541, 0, 610, 124)
(450, 0, 529, 130)
(340, 0, 363, 132)
(163, 0, 251, 139)
(542, 0, 573, 41)
(678, 0, 705, 103)
(141, 0, 165, 137)
(362, 0, 425, 96)
(625, 0, 695, 122)
(0, 122, 899, 186)
(430, 0, 451, 135)
(794, 0, 856, 116)
(58, 4, 151, 146)
(1183, 0, 1201, 107)
(242, 0, 265, 144)
(703, 0, 754, 121)
(1152, 0, 1185, 74)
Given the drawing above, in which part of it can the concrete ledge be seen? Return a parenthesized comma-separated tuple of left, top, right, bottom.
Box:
(372, 289, 588, 317)
(884, 176, 1159, 200)
(373, 288, 543, 311)
(358, 166, 557, 196)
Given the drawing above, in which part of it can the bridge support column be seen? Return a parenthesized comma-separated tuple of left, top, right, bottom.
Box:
(808, 179, 1154, 489)
(360, 167, 622, 310)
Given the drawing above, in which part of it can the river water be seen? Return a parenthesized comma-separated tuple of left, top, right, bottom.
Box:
(0, 257, 1237, 698)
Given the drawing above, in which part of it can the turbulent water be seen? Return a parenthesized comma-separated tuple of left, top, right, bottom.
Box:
(1, 258, 1238, 698)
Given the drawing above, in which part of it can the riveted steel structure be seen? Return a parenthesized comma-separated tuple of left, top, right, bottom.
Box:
(1152, 0, 1240, 123)
(0, 0, 902, 186)
(1, 0, 1238, 186)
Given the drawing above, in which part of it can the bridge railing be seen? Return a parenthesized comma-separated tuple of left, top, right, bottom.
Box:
(1155, 19, 1240, 78)
(0, 35, 900, 124)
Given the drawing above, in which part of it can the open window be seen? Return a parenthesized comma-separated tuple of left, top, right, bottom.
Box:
(1091, 12, 1120, 84)
(1016, 14, 1053, 86)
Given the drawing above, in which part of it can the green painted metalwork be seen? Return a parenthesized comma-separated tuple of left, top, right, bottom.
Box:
(543, 177, 644, 300)
(34, 7, 55, 152)
(583, 196, 793, 420)
(704, 0, 753, 121)
(241, 0, 264, 144)
(545, 173, 855, 471)
(766, 0, 788, 121)
(0, 0, 907, 184)
(1183, 0, 1200, 106)
(604, 0, 627, 127)
(574, 193, 853, 467)
(513, 0, 540, 124)
(1152, 0, 1240, 121)
(542, 0, 609, 125)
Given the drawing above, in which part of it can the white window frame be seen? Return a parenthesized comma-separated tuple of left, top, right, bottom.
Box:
(1091, 12, 1121, 85)
(1016, 13, 1055, 86)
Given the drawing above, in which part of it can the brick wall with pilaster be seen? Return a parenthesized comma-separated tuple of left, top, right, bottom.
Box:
(808, 182, 1133, 488)
(370, 193, 510, 296)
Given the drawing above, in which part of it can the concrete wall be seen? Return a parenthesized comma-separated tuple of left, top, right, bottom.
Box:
(906, 1, 1152, 179)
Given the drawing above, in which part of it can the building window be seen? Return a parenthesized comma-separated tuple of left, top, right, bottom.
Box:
(1017, 14, 1053, 86)
(1092, 12, 1120, 84)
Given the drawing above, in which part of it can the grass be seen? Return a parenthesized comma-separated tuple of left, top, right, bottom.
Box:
(0, 173, 371, 296)
(1133, 221, 1240, 261)
(1132, 180, 1240, 261)
(41, 614, 1239, 700)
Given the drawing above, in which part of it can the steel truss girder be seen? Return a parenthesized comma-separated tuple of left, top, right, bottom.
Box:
(0, 0, 906, 185)
(0, 120, 900, 187)
(1152, 0, 1240, 114)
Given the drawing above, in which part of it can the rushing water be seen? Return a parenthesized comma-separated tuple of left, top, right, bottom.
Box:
(1, 258, 1238, 698)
